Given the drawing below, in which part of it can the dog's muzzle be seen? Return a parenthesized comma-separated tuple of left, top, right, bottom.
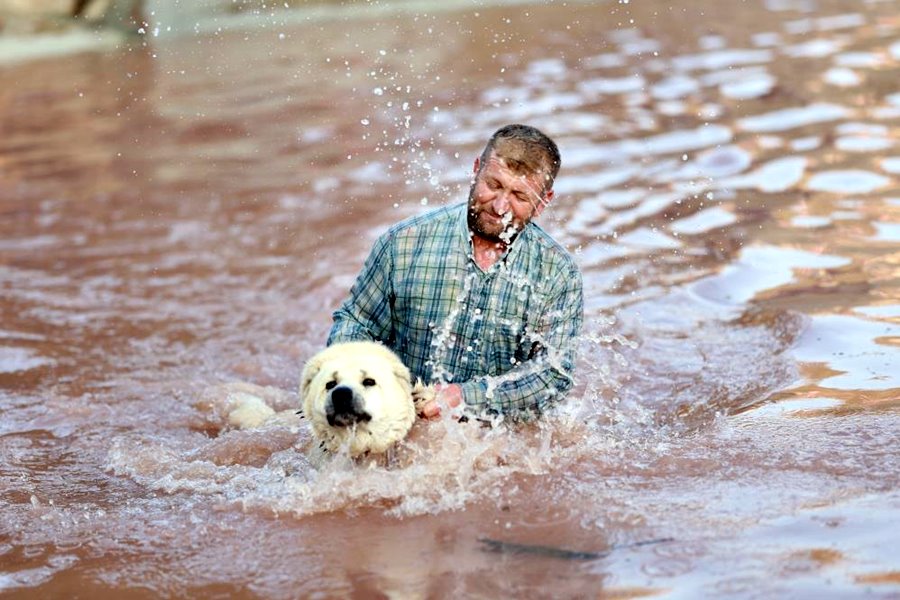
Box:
(326, 385, 372, 427)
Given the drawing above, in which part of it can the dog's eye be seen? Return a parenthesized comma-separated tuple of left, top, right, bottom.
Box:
(362, 378, 376, 387)
(325, 380, 337, 390)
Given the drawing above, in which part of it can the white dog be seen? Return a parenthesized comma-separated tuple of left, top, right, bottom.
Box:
(299, 341, 432, 458)
(205, 341, 432, 461)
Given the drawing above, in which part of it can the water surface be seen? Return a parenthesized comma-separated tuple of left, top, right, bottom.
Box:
(1, 0, 899, 597)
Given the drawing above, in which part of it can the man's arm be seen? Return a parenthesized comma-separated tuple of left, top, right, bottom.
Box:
(327, 232, 395, 345)
(434, 266, 584, 418)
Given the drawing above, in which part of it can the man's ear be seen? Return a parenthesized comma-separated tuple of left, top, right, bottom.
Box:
(472, 157, 481, 179)
(535, 188, 554, 217)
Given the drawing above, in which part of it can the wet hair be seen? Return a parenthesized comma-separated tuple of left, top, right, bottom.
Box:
(479, 124, 561, 191)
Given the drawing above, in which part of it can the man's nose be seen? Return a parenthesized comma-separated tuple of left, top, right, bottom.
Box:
(492, 190, 511, 214)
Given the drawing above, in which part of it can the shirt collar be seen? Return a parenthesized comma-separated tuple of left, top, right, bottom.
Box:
(457, 201, 532, 270)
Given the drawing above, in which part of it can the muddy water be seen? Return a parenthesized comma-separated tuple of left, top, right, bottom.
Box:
(1, 0, 899, 597)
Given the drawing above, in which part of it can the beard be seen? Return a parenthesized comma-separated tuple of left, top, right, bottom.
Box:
(466, 186, 524, 245)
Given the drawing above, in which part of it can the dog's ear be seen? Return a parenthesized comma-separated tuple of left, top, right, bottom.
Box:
(299, 353, 325, 400)
(392, 364, 412, 396)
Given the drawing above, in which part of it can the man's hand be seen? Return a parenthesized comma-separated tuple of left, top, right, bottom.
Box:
(418, 383, 462, 419)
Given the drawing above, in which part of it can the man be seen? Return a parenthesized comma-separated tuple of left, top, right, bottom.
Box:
(328, 124, 583, 419)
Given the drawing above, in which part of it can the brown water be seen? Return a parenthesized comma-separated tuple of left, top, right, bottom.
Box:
(1, 0, 899, 597)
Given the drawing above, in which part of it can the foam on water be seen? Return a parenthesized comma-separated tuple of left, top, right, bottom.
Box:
(103, 290, 807, 520)
(106, 388, 624, 518)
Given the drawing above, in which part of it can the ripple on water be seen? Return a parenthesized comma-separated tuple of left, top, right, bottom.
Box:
(745, 396, 843, 417)
(651, 75, 700, 101)
(805, 170, 891, 194)
(652, 144, 752, 184)
(611, 291, 804, 428)
(835, 51, 884, 68)
(107, 387, 631, 519)
(879, 157, 900, 174)
(791, 136, 823, 151)
(104, 288, 807, 520)
(871, 222, 900, 242)
(617, 227, 681, 250)
(0, 347, 54, 373)
(854, 304, 900, 319)
(792, 315, 900, 390)
(695, 144, 754, 178)
(720, 73, 776, 99)
(670, 207, 738, 235)
(552, 165, 640, 195)
(595, 189, 646, 209)
(824, 67, 862, 87)
(578, 74, 646, 95)
(835, 136, 894, 152)
(737, 103, 850, 132)
(562, 125, 733, 170)
(836, 122, 889, 136)
(783, 38, 845, 59)
(716, 156, 807, 192)
(672, 48, 773, 71)
(691, 245, 850, 305)
(790, 215, 832, 229)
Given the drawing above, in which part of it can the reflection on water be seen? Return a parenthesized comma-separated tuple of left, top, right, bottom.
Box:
(1, 0, 899, 597)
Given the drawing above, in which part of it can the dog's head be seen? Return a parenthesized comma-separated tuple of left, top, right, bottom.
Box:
(300, 341, 415, 457)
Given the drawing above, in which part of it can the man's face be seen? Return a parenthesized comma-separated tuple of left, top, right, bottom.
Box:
(467, 154, 553, 245)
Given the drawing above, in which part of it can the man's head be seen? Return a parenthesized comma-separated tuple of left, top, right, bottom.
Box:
(468, 124, 561, 245)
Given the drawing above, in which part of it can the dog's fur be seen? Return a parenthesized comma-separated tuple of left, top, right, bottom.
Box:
(206, 342, 432, 461)
(300, 341, 432, 457)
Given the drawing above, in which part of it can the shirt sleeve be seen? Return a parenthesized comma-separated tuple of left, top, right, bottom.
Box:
(327, 232, 395, 346)
(458, 264, 584, 418)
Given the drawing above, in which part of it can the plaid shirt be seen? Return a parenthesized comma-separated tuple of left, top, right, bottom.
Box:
(328, 202, 583, 417)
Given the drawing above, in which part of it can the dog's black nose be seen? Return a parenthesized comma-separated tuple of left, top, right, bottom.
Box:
(330, 386, 354, 414)
(326, 386, 372, 427)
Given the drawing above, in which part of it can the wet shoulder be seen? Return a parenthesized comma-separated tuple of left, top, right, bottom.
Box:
(381, 203, 464, 258)
(522, 222, 580, 278)
(385, 203, 463, 238)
